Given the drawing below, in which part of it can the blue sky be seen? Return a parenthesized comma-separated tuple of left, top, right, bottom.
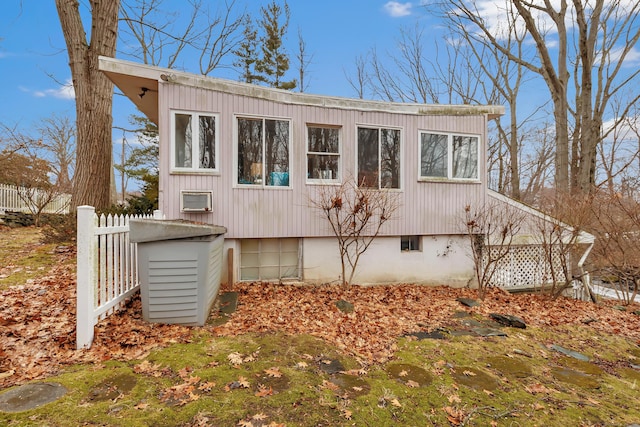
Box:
(0, 1, 432, 131)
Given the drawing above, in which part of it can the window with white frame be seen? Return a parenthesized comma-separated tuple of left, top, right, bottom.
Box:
(307, 125, 340, 181)
(420, 132, 479, 180)
(357, 126, 401, 189)
(172, 111, 219, 172)
(237, 117, 291, 187)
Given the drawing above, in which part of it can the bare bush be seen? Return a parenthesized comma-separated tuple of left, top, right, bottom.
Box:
(310, 177, 399, 287)
(462, 198, 525, 299)
(533, 191, 596, 300)
(588, 190, 640, 305)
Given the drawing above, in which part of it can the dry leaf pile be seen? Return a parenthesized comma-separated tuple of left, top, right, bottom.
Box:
(215, 282, 640, 363)
(1, 247, 639, 389)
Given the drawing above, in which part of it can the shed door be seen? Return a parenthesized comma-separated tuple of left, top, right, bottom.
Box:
(240, 238, 300, 281)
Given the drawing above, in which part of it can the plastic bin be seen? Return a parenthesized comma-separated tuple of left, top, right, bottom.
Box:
(129, 219, 227, 326)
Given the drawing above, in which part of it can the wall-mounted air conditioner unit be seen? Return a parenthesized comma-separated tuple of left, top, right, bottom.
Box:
(180, 190, 213, 212)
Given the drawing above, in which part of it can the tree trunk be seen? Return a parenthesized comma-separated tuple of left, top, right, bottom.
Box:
(56, 0, 120, 210)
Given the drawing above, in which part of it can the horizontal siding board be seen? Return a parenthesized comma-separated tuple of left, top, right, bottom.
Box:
(159, 85, 490, 239)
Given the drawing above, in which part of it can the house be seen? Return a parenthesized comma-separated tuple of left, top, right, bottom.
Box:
(99, 56, 593, 290)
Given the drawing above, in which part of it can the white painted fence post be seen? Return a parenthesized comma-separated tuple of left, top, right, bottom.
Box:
(76, 205, 97, 349)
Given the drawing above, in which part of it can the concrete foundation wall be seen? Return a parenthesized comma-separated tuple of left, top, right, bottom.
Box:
(220, 235, 474, 287)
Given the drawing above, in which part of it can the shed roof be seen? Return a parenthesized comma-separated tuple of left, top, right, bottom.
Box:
(98, 56, 505, 125)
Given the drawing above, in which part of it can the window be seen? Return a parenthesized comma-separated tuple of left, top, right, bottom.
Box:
(172, 111, 219, 172)
(401, 235, 421, 251)
(357, 126, 401, 189)
(237, 117, 291, 187)
(420, 132, 479, 180)
(307, 125, 340, 181)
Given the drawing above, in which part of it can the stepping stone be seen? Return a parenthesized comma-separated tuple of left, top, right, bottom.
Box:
(88, 373, 137, 402)
(461, 318, 485, 328)
(472, 327, 507, 337)
(405, 330, 447, 340)
(457, 298, 480, 307)
(490, 313, 526, 329)
(330, 373, 370, 398)
(550, 344, 589, 362)
(386, 363, 433, 387)
(551, 367, 600, 389)
(451, 366, 499, 391)
(218, 292, 238, 315)
(0, 383, 67, 413)
(485, 356, 532, 378)
(452, 311, 471, 319)
(317, 358, 345, 375)
(335, 299, 354, 313)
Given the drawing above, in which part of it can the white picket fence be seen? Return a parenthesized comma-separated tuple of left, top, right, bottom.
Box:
(76, 205, 156, 349)
(0, 183, 71, 214)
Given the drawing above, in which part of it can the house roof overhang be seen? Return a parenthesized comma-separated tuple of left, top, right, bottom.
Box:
(98, 56, 506, 126)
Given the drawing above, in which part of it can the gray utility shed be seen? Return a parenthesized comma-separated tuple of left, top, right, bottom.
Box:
(130, 219, 227, 326)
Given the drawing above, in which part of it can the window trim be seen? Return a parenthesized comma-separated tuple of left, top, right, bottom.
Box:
(401, 235, 421, 252)
(234, 114, 293, 189)
(355, 124, 403, 190)
(306, 123, 342, 184)
(170, 109, 220, 174)
(418, 130, 481, 182)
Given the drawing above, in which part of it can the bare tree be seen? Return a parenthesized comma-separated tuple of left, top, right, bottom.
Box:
(441, 0, 640, 195)
(310, 177, 399, 287)
(295, 28, 313, 93)
(119, 0, 244, 75)
(533, 191, 595, 299)
(37, 115, 76, 193)
(0, 137, 69, 226)
(589, 189, 640, 305)
(56, 0, 119, 210)
(462, 199, 524, 299)
(1, 117, 75, 193)
(597, 95, 640, 196)
(344, 54, 370, 99)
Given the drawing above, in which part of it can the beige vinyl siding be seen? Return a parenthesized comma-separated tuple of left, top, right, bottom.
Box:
(158, 83, 487, 239)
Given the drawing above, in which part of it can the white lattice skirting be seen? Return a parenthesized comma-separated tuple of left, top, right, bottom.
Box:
(486, 245, 567, 289)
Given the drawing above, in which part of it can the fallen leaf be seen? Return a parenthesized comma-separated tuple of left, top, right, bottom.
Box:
(228, 352, 244, 365)
(398, 369, 408, 377)
(390, 398, 402, 407)
(443, 406, 465, 426)
(255, 385, 273, 397)
(198, 381, 216, 392)
(406, 379, 419, 388)
(238, 376, 250, 388)
(525, 383, 557, 394)
(264, 367, 282, 378)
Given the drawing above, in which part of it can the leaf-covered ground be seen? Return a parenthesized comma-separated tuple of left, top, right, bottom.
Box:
(1, 226, 639, 389)
(2, 226, 640, 425)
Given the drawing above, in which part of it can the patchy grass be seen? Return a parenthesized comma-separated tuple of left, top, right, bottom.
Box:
(1, 227, 640, 425)
(2, 325, 640, 426)
(0, 226, 73, 291)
